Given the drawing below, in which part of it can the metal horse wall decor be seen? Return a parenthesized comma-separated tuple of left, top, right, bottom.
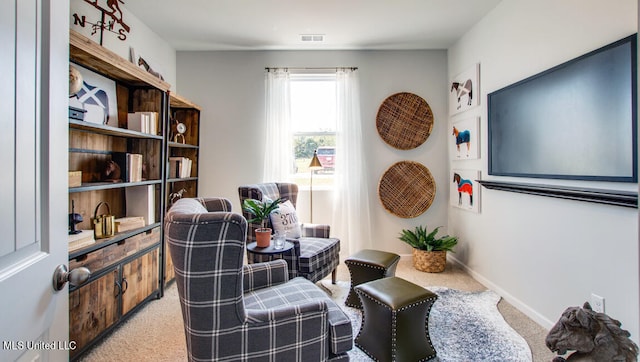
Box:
(72, 0, 131, 44)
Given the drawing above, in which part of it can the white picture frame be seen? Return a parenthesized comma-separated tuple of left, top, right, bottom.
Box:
(450, 169, 480, 213)
(449, 63, 480, 115)
(68, 63, 118, 127)
(450, 117, 480, 160)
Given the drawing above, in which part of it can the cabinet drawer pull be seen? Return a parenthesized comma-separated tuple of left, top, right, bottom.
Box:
(114, 280, 122, 297)
(121, 277, 129, 294)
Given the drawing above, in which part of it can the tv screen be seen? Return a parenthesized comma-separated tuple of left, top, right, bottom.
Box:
(488, 34, 637, 182)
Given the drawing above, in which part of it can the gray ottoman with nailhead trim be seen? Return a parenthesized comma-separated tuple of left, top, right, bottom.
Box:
(345, 249, 400, 309)
(355, 277, 438, 362)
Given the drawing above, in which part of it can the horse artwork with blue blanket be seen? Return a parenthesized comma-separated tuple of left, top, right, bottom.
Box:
(452, 126, 471, 158)
(74, 80, 111, 125)
(453, 173, 473, 207)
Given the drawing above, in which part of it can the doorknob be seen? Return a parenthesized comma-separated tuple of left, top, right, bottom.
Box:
(52, 264, 91, 291)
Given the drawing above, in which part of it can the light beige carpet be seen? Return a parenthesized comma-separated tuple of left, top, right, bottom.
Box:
(79, 260, 555, 361)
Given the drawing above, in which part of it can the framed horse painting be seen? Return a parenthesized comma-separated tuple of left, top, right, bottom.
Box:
(450, 117, 480, 160)
(69, 63, 118, 127)
(449, 63, 480, 115)
(450, 169, 480, 213)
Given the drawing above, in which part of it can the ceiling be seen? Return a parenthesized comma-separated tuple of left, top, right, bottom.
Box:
(123, 0, 502, 51)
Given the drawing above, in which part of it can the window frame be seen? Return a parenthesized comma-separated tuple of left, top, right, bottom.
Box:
(289, 72, 337, 189)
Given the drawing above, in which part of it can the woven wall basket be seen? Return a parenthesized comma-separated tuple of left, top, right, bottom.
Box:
(378, 161, 435, 218)
(412, 249, 446, 273)
(376, 92, 434, 150)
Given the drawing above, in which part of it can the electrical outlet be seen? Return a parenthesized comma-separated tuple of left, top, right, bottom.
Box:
(590, 293, 605, 313)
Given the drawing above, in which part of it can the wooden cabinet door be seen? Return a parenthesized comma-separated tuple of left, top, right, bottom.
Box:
(121, 248, 159, 315)
(69, 269, 120, 358)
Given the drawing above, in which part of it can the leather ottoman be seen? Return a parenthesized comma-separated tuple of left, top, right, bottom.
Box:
(345, 249, 400, 309)
(355, 277, 438, 362)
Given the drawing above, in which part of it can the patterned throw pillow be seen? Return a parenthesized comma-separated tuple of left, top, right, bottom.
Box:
(269, 200, 301, 238)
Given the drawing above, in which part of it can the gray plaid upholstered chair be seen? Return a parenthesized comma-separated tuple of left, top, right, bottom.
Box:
(165, 197, 353, 361)
(238, 183, 340, 284)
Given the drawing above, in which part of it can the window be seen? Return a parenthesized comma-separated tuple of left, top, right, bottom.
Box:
(289, 73, 337, 188)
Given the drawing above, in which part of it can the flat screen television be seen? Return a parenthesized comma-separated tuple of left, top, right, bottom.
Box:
(488, 34, 637, 182)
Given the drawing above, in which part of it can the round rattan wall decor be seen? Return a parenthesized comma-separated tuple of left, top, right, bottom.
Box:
(378, 161, 436, 218)
(376, 92, 434, 150)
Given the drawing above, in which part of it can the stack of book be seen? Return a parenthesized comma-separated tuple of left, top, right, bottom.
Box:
(68, 230, 95, 252)
(115, 216, 146, 233)
(112, 152, 143, 182)
(127, 111, 159, 135)
(169, 157, 192, 178)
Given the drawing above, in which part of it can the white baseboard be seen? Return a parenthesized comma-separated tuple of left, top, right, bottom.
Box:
(447, 254, 555, 330)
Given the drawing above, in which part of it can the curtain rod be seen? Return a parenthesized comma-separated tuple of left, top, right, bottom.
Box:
(265, 67, 358, 71)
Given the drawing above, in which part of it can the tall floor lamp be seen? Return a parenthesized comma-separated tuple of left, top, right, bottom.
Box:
(308, 150, 323, 223)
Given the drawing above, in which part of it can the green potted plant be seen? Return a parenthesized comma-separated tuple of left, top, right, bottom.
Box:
(398, 225, 458, 273)
(242, 197, 283, 247)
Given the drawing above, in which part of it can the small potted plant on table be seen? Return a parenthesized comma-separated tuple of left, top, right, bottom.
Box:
(242, 197, 283, 247)
(399, 225, 458, 273)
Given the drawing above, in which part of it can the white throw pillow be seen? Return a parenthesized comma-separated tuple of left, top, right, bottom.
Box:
(269, 200, 301, 238)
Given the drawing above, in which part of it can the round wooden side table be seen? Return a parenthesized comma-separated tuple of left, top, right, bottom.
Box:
(246, 241, 294, 264)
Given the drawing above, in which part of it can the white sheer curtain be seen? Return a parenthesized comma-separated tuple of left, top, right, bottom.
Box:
(263, 69, 293, 182)
(332, 69, 372, 255)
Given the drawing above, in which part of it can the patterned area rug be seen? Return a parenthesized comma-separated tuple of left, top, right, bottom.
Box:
(321, 281, 532, 362)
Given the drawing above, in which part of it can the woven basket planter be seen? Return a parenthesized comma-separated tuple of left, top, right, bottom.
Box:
(412, 249, 447, 273)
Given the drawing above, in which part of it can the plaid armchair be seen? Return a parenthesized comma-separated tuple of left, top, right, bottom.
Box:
(165, 197, 353, 361)
(238, 183, 340, 283)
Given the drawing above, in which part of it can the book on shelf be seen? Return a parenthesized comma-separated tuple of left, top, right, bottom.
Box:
(112, 152, 143, 182)
(115, 216, 146, 233)
(126, 185, 155, 225)
(169, 156, 192, 178)
(68, 230, 95, 251)
(127, 111, 159, 135)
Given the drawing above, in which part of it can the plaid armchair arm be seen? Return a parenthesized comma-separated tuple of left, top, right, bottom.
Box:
(242, 302, 329, 361)
(301, 223, 331, 238)
(245, 299, 327, 324)
(242, 259, 289, 293)
(195, 197, 233, 212)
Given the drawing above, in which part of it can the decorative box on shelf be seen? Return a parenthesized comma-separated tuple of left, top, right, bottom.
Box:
(68, 106, 86, 121)
(69, 171, 82, 187)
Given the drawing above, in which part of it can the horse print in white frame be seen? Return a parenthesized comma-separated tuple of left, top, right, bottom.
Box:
(69, 63, 118, 127)
(450, 169, 480, 213)
(449, 63, 480, 115)
(450, 117, 480, 160)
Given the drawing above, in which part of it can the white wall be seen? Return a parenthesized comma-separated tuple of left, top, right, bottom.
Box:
(176, 50, 451, 256)
(447, 0, 639, 341)
(175, 0, 639, 342)
(69, 0, 176, 88)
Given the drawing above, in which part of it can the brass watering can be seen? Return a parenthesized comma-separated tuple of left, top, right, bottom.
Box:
(92, 202, 115, 239)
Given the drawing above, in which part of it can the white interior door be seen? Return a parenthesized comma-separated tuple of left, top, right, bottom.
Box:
(0, 1, 70, 361)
